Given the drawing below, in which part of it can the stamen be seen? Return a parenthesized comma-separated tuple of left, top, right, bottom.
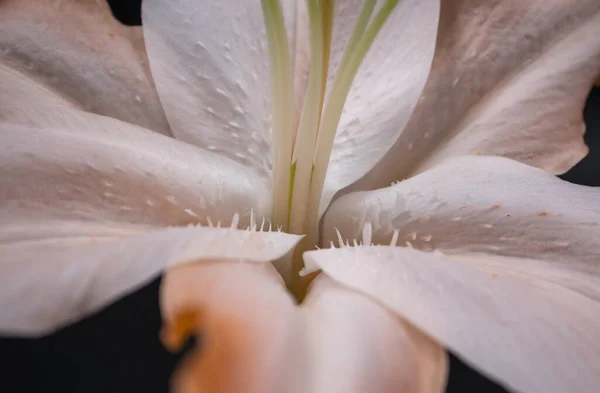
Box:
(306, 0, 401, 235)
(288, 0, 333, 234)
(260, 1, 402, 299)
(334, 0, 376, 77)
(262, 0, 294, 229)
(320, 0, 334, 101)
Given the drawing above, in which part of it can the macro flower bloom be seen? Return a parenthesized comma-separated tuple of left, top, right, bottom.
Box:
(2, 0, 600, 392)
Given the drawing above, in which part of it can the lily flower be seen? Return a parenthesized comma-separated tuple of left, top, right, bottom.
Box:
(2, 0, 600, 392)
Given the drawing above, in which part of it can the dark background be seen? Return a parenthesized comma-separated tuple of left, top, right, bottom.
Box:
(1, 1, 599, 392)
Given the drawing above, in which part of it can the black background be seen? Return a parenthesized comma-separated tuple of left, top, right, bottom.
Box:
(1, 1, 599, 392)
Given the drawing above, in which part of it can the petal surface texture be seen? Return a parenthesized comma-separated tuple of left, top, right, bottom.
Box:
(0, 0, 170, 134)
(321, 0, 439, 209)
(324, 156, 600, 267)
(2, 112, 270, 234)
(301, 276, 448, 393)
(351, 0, 600, 192)
(1, 227, 299, 337)
(0, 113, 291, 335)
(305, 246, 600, 393)
(141, 0, 297, 176)
(160, 262, 304, 393)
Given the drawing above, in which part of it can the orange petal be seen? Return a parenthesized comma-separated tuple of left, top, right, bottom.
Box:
(160, 262, 302, 393)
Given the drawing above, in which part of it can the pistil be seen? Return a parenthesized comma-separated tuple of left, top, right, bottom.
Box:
(262, 0, 401, 298)
(288, 0, 333, 235)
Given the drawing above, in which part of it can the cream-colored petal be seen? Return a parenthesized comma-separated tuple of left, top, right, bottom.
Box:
(1, 111, 282, 335)
(320, 0, 439, 211)
(142, 0, 299, 176)
(301, 276, 447, 393)
(161, 262, 304, 393)
(0, 226, 300, 337)
(304, 246, 600, 393)
(324, 156, 600, 269)
(0, 0, 170, 134)
(351, 1, 600, 192)
(1, 111, 270, 241)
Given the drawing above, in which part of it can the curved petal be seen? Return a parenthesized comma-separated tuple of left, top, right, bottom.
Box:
(0, 226, 300, 337)
(1, 112, 284, 335)
(453, 254, 600, 304)
(301, 276, 447, 393)
(141, 0, 299, 175)
(304, 246, 600, 393)
(350, 0, 600, 192)
(1, 110, 271, 240)
(321, 0, 439, 209)
(324, 156, 600, 268)
(160, 262, 304, 393)
(0, 0, 170, 134)
(162, 263, 446, 393)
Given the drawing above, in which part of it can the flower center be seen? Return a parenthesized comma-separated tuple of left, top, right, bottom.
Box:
(262, 0, 400, 297)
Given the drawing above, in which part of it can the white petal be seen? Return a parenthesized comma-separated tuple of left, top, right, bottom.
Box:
(141, 0, 298, 175)
(1, 112, 283, 335)
(321, 0, 439, 210)
(0, 0, 170, 134)
(1, 111, 270, 241)
(352, 1, 600, 191)
(324, 156, 600, 267)
(301, 276, 447, 393)
(161, 262, 304, 393)
(305, 246, 600, 393)
(452, 254, 600, 304)
(0, 226, 300, 336)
